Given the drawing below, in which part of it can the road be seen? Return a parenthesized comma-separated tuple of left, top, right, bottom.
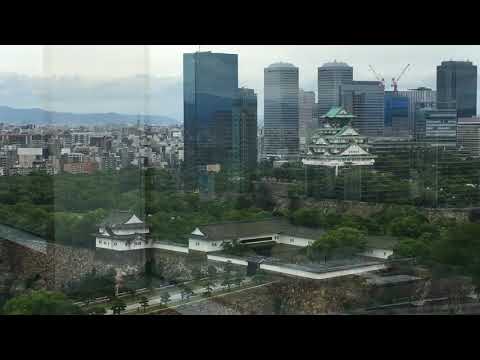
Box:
(142, 280, 278, 315)
(106, 278, 251, 315)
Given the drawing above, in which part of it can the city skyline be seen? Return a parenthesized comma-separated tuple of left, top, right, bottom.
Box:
(1, 45, 480, 119)
(2, 46, 480, 316)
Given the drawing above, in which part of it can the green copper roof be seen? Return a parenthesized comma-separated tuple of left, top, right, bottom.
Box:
(322, 106, 355, 119)
(335, 126, 360, 137)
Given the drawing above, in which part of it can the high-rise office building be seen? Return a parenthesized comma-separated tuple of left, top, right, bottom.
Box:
(299, 89, 316, 149)
(457, 117, 480, 156)
(258, 127, 265, 162)
(313, 103, 322, 126)
(183, 51, 238, 170)
(340, 81, 385, 137)
(384, 92, 409, 137)
(232, 88, 258, 172)
(397, 87, 437, 136)
(415, 108, 457, 148)
(264, 62, 299, 159)
(317, 61, 353, 116)
(437, 60, 477, 118)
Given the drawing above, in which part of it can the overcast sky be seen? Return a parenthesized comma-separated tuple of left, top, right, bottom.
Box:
(0, 45, 479, 119)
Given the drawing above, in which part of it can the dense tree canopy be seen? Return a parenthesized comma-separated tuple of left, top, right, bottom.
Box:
(306, 227, 367, 261)
(3, 290, 83, 315)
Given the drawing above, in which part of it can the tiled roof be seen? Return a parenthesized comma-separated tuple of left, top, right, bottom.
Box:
(193, 220, 398, 250)
(0, 224, 47, 254)
(100, 210, 143, 227)
(95, 233, 148, 241)
(335, 126, 360, 137)
(194, 218, 326, 242)
(322, 107, 355, 119)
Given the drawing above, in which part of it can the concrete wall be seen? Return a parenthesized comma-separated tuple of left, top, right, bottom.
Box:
(96, 236, 150, 251)
(361, 248, 393, 260)
(188, 238, 223, 252)
(153, 242, 189, 254)
(259, 263, 387, 280)
(277, 235, 314, 247)
(189, 234, 313, 253)
(207, 254, 248, 266)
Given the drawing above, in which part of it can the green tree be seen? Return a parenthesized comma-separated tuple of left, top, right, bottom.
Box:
(110, 299, 127, 315)
(181, 286, 194, 301)
(139, 296, 149, 312)
(234, 196, 253, 210)
(393, 238, 431, 260)
(89, 306, 106, 315)
(66, 269, 116, 301)
(222, 240, 246, 255)
(203, 281, 214, 297)
(160, 292, 171, 306)
(389, 215, 430, 239)
(291, 208, 322, 228)
(222, 261, 234, 290)
(254, 183, 275, 211)
(306, 227, 367, 261)
(3, 290, 83, 315)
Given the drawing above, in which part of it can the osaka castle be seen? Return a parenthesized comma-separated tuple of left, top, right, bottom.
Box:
(302, 106, 376, 175)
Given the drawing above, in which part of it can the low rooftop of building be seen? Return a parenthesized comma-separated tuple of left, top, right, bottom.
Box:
(193, 219, 398, 250)
(193, 218, 325, 242)
(267, 257, 386, 274)
(99, 210, 145, 228)
(320, 60, 351, 68)
(267, 62, 297, 69)
(363, 274, 422, 286)
(0, 223, 47, 254)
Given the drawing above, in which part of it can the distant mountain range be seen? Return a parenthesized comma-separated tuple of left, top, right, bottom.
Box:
(0, 106, 180, 126)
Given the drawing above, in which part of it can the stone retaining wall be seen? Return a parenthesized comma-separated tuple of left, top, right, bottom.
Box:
(1, 239, 252, 293)
(254, 181, 471, 222)
(0, 241, 149, 291)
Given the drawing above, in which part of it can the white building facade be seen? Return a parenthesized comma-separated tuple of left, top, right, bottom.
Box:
(95, 212, 151, 251)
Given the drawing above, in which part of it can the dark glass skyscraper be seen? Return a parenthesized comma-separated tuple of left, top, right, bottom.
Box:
(183, 51, 238, 171)
(437, 61, 477, 118)
(340, 81, 385, 137)
(397, 87, 436, 136)
(299, 89, 316, 149)
(232, 88, 257, 173)
(384, 92, 409, 137)
(415, 107, 457, 148)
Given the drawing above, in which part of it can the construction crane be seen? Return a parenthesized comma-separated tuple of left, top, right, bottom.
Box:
(368, 65, 385, 89)
(392, 64, 411, 93)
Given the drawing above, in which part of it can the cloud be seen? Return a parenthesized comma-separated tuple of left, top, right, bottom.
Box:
(0, 73, 183, 120)
(0, 45, 479, 120)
